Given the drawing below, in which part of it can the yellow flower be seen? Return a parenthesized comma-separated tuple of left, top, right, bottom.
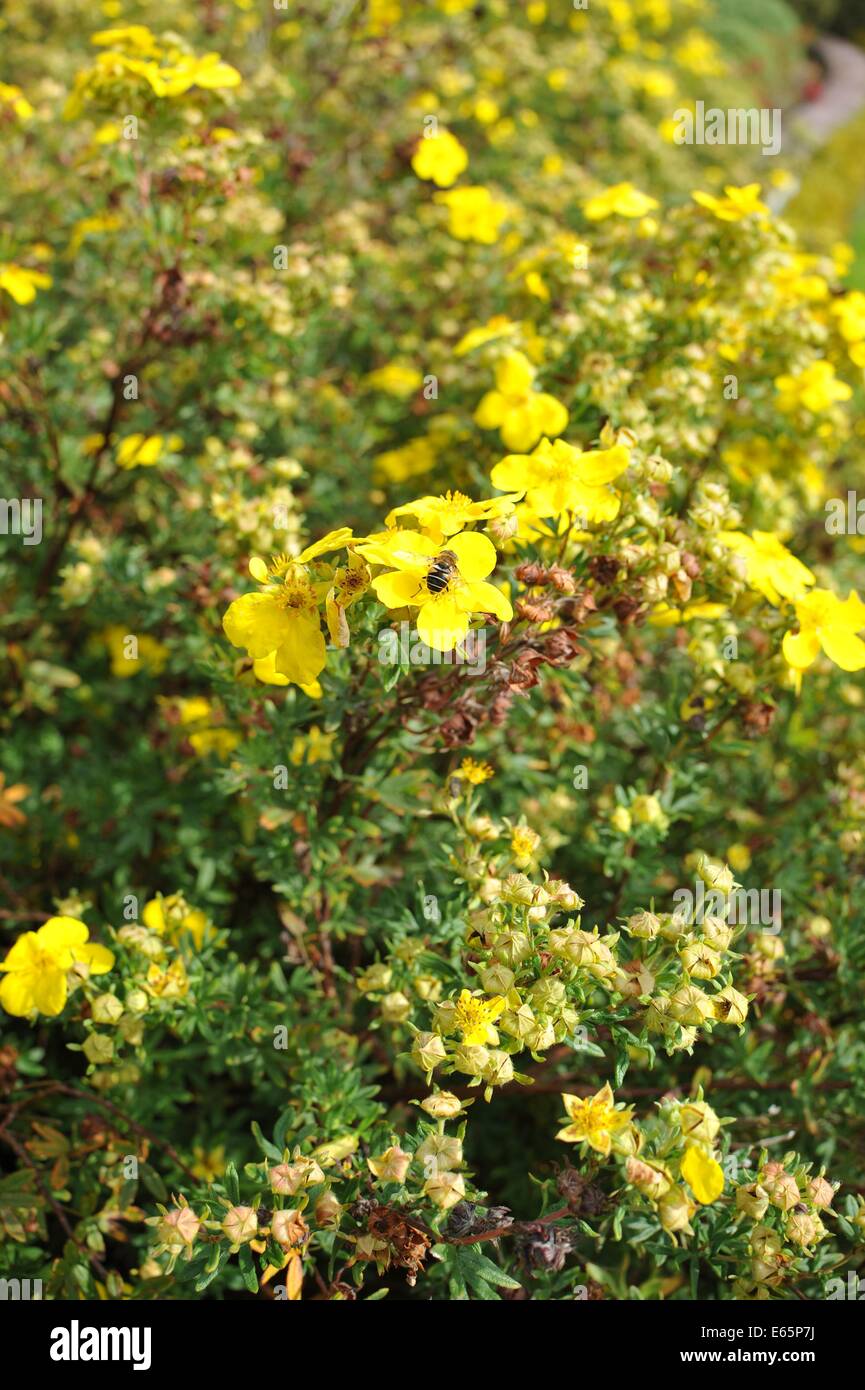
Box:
(435, 185, 508, 243)
(0, 264, 52, 305)
(143, 895, 211, 951)
(385, 489, 517, 544)
(411, 128, 468, 188)
(650, 600, 726, 627)
(783, 588, 865, 676)
(452, 989, 506, 1045)
(716, 531, 815, 606)
(116, 434, 165, 468)
(252, 652, 322, 697)
(0, 917, 114, 1018)
(491, 435, 629, 522)
(374, 436, 438, 485)
(774, 361, 852, 414)
(583, 182, 659, 221)
(290, 726, 336, 765)
(365, 0, 402, 34)
(90, 25, 162, 57)
(101, 626, 169, 678)
(475, 352, 568, 452)
(674, 30, 726, 76)
(681, 1144, 725, 1204)
(356, 528, 512, 651)
(222, 530, 352, 688)
(363, 362, 423, 396)
(0, 82, 34, 121)
(454, 314, 518, 356)
(692, 183, 768, 222)
(556, 1083, 634, 1156)
(457, 757, 494, 784)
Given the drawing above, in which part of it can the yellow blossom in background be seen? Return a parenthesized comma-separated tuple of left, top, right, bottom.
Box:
(364, 362, 423, 396)
(101, 626, 169, 678)
(491, 435, 629, 522)
(774, 361, 852, 414)
(0, 263, 52, 305)
(411, 128, 468, 187)
(0, 82, 34, 120)
(290, 726, 336, 765)
(716, 531, 815, 606)
(474, 351, 568, 452)
(692, 183, 768, 222)
(365, 0, 402, 35)
(557, 1083, 634, 1156)
(583, 182, 659, 220)
(116, 434, 165, 468)
(143, 895, 212, 950)
(454, 314, 518, 356)
(457, 757, 494, 784)
(452, 989, 506, 1044)
(0, 918, 114, 1018)
(435, 185, 508, 243)
(832, 291, 865, 343)
(674, 30, 726, 76)
(783, 588, 865, 677)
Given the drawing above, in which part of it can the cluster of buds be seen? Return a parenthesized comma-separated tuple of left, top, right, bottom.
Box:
(624, 1096, 728, 1243)
(732, 1156, 835, 1294)
(621, 855, 750, 1055)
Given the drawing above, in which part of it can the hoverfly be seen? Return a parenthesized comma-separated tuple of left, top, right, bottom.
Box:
(423, 549, 459, 595)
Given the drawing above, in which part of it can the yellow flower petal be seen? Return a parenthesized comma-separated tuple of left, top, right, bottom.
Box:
(681, 1144, 725, 1204)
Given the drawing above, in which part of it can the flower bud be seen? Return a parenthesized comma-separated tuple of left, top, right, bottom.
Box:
(222, 1205, 257, 1247)
(117, 1014, 144, 1045)
(479, 963, 515, 995)
(313, 1190, 343, 1228)
(155, 1202, 200, 1252)
(270, 1157, 325, 1194)
(626, 1156, 672, 1200)
(807, 1175, 835, 1210)
(451, 1043, 490, 1076)
(700, 915, 734, 952)
(658, 1186, 695, 1237)
(491, 930, 532, 966)
(82, 1033, 114, 1065)
(411, 1030, 447, 1074)
(668, 985, 716, 1026)
(625, 909, 660, 940)
(697, 858, 735, 896)
(416, 1134, 462, 1173)
(679, 942, 722, 980)
(677, 1100, 720, 1145)
(91, 993, 124, 1025)
(125, 989, 149, 1014)
(631, 793, 665, 826)
(271, 1208, 307, 1250)
(735, 1183, 769, 1221)
(380, 990, 412, 1024)
(368, 1145, 412, 1183)
(759, 1161, 799, 1211)
(785, 1209, 824, 1248)
(658, 911, 690, 942)
(501, 873, 536, 905)
(423, 1171, 466, 1210)
(356, 963, 392, 994)
(420, 1091, 463, 1119)
(714, 984, 749, 1025)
